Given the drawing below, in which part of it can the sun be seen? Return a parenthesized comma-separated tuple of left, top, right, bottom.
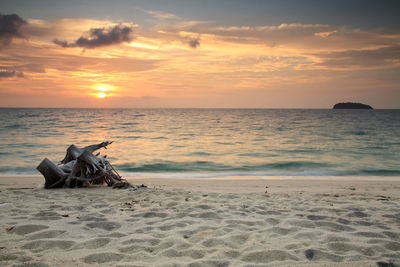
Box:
(92, 83, 114, 98)
(96, 92, 106, 98)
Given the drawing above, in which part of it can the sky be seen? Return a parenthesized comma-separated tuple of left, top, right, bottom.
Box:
(0, 0, 399, 108)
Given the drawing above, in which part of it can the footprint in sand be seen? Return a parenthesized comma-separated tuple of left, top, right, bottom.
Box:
(346, 211, 369, 218)
(382, 231, 400, 240)
(187, 260, 230, 267)
(9, 224, 49, 235)
(303, 249, 344, 262)
(265, 218, 280, 225)
(81, 252, 124, 264)
(353, 231, 386, 238)
(101, 232, 127, 238)
(125, 236, 168, 252)
(122, 238, 161, 247)
(86, 221, 121, 231)
(384, 241, 400, 251)
(0, 254, 19, 261)
(189, 212, 221, 219)
(33, 211, 62, 220)
(337, 218, 351, 225)
(162, 248, 206, 259)
(330, 242, 377, 257)
(323, 235, 350, 243)
(314, 221, 355, 232)
(28, 230, 66, 240)
(287, 219, 315, 228)
(295, 231, 323, 240)
(241, 250, 298, 263)
(307, 215, 328, 221)
(72, 238, 111, 249)
(271, 226, 297, 236)
(78, 215, 107, 222)
(22, 240, 75, 251)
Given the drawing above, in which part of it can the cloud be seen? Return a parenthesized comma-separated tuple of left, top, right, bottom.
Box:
(156, 21, 400, 52)
(1, 50, 161, 73)
(314, 30, 337, 38)
(0, 69, 24, 78)
(311, 45, 400, 70)
(0, 14, 27, 48)
(187, 37, 200, 48)
(54, 24, 134, 49)
(0, 63, 45, 74)
(145, 10, 179, 20)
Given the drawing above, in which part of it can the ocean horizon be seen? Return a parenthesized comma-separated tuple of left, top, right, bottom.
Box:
(1, 108, 399, 178)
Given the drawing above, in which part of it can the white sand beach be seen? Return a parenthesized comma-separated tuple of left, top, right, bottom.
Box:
(1, 175, 399, 266)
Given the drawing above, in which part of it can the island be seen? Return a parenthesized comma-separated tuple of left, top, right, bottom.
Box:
(333, 102, 373, 109)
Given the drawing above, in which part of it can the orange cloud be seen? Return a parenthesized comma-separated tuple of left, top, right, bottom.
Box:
(1, 15, 399, 108)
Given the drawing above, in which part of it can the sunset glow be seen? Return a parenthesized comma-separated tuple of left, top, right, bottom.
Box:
(96, 92, 106, 98)
(0, 1, 399, 108)
(95, 84, 112, 92)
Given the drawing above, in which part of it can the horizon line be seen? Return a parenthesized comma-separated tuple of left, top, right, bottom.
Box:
(0, 107, 398, 110)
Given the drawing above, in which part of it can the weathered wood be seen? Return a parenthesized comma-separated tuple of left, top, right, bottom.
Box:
(37, 141, 128, 189)
(37, 158, 67, 189)
(60, 144, 81, 165)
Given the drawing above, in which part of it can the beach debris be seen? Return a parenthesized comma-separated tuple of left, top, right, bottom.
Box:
(61, 214, 69, 217)
(334, 194, 339, 197)
(304, 249, 314, 260)
(128, 184, 148, 191)
(112, 181, 132, 189)
(37, 141, 131, 189)
(6, 226, 15, 231)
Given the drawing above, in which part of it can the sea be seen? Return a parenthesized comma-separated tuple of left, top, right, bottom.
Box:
(0, 108, 399, 178)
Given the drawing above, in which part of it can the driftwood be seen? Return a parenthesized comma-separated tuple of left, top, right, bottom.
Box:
(37, 141, 129, 189)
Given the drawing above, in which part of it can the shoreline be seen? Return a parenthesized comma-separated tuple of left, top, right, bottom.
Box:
(1, 174, 399, 192)
(1, 174, 400, 181)
(1, 175, 399, 266)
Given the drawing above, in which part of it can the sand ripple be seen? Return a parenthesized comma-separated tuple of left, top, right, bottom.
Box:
(1, 179, 400, 266)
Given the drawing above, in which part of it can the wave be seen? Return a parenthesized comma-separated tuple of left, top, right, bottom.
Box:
(347, 130, 367, 136)
(1, 163, 400, 177)
(113, 161, 400, 176)
(5, 124, 24, 129)
(121, 169, 400, 179)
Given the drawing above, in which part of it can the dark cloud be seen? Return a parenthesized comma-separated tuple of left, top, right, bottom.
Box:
(53, 39, 69, 47)
(313, 45, 400, 69)
(54, 24, 134, 49)
(0, 14, 27, 48)
(187, 37, 200, 48)
(0, 69, 24, 78)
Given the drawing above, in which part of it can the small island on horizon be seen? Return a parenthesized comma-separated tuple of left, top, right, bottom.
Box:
(333, 102, 373, 109)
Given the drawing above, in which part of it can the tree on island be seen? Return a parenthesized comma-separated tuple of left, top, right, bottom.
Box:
(333, 102, 373, 109)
